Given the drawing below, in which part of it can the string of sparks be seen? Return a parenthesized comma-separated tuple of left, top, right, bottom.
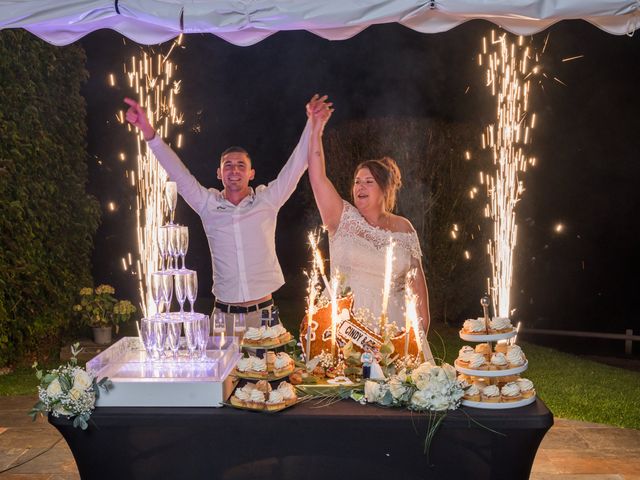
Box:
(110, 35, 185, 316)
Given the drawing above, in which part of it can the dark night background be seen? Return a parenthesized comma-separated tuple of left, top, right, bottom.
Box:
(81, 20, 640, 355)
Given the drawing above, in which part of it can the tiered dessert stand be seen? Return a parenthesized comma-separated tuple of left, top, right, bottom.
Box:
(456, 296, 536, 409)
(88, 182, 240, 407)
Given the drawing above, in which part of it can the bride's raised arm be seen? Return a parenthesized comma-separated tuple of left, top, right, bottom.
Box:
(306, 95, 343, 234)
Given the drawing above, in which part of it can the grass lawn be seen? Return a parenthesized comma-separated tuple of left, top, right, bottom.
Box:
(3, 305, 638, 430)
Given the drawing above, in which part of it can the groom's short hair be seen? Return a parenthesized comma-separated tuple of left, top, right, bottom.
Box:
(220, 146, 251, 164)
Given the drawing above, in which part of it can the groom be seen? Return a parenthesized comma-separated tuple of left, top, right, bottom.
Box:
(124, 95, 331, 331)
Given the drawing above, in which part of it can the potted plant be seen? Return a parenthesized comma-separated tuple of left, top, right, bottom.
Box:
(73, 284, 137, 345)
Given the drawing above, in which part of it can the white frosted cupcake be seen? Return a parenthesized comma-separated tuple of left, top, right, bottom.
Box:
(500, 381, 522, 402)
(481, 385, 501, 403)
(273, 352, 295, 377)
(277, 381, 298, 406)
(506, 345, 526, 368)
(489, 317, 513, 334)
(248, 388, 266, 409)
(457, 346, 475, 367)
(463, 318, 487, 335)
(490, 352, 509, 370)
(517, 378, 536, 398)
(266, 390, 286, 411)
(464, 383, 481, 402)
(468, 352, 488, 371)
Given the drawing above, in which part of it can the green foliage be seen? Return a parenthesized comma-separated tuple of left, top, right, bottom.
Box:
(305, 117, 489, 323)
(73, 284, 136, 330)
(0, 31, 100, 366)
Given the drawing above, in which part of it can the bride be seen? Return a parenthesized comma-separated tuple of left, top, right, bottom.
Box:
(307, 96, 432, 359)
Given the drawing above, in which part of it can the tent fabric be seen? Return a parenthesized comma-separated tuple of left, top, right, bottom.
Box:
(1, 0, 639, 46)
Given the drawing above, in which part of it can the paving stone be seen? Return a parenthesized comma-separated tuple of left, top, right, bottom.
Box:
(531, 450, 560, 474)
(0, 474, 52, 479)
(0, 447, 29, 471)
(0, 427, 61, 449)
(578, 428, 640, 452)
(7, 441, 77, 476)
(540, 425, 591, 450)
(530, 475, 623, 480)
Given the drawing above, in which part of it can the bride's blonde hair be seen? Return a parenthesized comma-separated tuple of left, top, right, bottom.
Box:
(353, 157, 402, 212)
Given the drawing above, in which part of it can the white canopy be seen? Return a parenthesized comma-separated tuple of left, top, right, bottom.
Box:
(1, 0, 639, 46)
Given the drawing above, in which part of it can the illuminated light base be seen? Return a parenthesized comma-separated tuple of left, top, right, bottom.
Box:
(88, 337, 240, 407)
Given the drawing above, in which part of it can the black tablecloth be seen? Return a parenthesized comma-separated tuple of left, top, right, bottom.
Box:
(50, 399, 553, 480)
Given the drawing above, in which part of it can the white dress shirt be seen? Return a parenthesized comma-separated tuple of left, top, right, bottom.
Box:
(148, 120, 311, 303)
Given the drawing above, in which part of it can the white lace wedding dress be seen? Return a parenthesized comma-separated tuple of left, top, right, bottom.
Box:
(329, 201, 433, 361)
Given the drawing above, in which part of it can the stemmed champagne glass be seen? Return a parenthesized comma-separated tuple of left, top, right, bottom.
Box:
(160, 272, 173, 315)
(167, 226, 180, 271)
(212, 311, 226, 351)
(174, 272, 187, 315)
(153, 321, 168, 360)
(165, 181, 177, 225)
(233, 313, 246, 353)
(186, 271, 198, 313)
(150, 272, 164, 317)
(178, 226, 189, 270)
(166, 320, 182, 361)
(183, 319, 199, 359)
(198, 315, 210, 359)
(157, 227, 169, 272)
(140, 318, 156, 360)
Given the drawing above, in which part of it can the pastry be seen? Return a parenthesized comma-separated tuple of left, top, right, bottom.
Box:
(464, 383, 481, 402)
(500, 381, 522, 402)
(462, 318, 487, 335)
(277, 381, 298, 406)
(468, 352, 488, 371)
(235, 355, 269, 379)
(517, 378, 535, 398)
(256, 380, 272, 394)
(456, 346, 476, 367)
(481, 385, 501, 403)
(266, 390, 286, 411)
(242, 325, 293, 347)
(494, 342, 509, 354)
(506, 345, 526, 368)
(273, 352, 295, 377)
(475, 343, 492, 359)
(489, 317, 513, 334)
(247, 388, 266, 409)
(490, 352, 509, 370)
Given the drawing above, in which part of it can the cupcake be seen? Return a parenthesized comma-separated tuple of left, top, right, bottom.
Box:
(489, 317, 513, 334)
(475, 343, 492, 359)
(248, 388, 266, 409)
(481, 385, 501, 403)
(277, 381, 298, 406)
(266, 390, 286, 411)
(456, 346, 475, 367)
(468, 352, 488, 371)
(273, 352, 295, 377)
(464, 383, 481, 402)
(500, 382, 522, 402)
(494, 342, 509, 354)
(230, 383, 255, 408)
(506, 345, 526, 368)
(457, 374, 471, 388)
(462, 318, 487, 335)
(256, 380, 272, 394)
(517, 378, 536, 398)
(490, 352, 509, 370)
(243, 326, 266, 346)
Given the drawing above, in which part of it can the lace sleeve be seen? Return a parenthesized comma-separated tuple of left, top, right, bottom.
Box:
(408, 230, 423, 260)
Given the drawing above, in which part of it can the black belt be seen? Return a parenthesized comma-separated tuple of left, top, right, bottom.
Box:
(214, 299, 273, 314)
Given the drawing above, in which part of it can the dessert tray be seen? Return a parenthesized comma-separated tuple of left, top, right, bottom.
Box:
(461, 395, 536, 409)
(459, 329, 517, 342)
(232, 368, 294, 382)
(223, 398, 303, 413)
(454, 360, 529, 377)
(241, 334, 295, 350)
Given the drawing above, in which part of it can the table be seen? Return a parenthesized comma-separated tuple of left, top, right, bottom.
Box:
(50, 398, 553, 480)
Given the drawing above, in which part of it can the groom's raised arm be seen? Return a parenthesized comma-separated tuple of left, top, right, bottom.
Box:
(124, 98, 210, 214)
(261, 95, 329, 209)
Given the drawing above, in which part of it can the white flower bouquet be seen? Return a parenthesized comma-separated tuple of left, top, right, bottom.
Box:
(29, 344, 112, 430)
(364, 361, 464, 411)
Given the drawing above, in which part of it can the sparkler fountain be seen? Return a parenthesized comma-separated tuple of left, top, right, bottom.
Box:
(112, 36, 185, 317)
(479, 31, 537, 319)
